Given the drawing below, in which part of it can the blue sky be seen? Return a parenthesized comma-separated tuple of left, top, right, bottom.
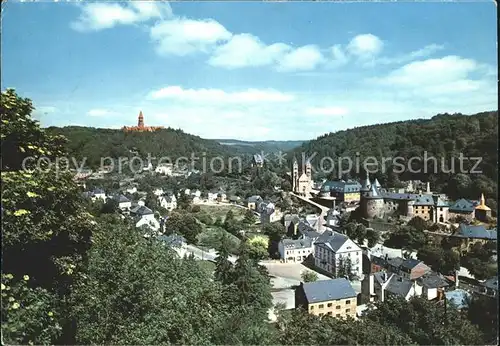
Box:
(2, 1, 497, 141)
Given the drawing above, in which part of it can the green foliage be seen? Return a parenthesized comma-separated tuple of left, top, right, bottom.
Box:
(262, 222, 287, 258)
(467, 295, 498, 343)
(243, 208, 256, 225)
(461, 242, 497, 280)
(246, 236, 269, 261)
(384, 225, 428, 252)
(364, 296, 485, 345)
(164, 211, 203, 243)
(417, 245, 460, 274)
(300, 270, 318, 282)
(198, 227, 241, 254)
(1, 274, 62, 345)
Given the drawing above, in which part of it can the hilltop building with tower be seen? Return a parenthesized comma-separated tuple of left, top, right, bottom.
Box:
(122, 111, 164, 132)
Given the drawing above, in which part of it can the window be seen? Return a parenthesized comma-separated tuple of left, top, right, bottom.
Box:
(336, 305, 341, 309)
(336, 314, 341, 318)
(346, 309, 351, 313)
(310, 305, 314, 310)
(319, 313, 324, 316)
(327, 303, 332, 307)
(346, 300, 351, 304)
(327, 311, 332, 316)
(319, 304, 324, 309)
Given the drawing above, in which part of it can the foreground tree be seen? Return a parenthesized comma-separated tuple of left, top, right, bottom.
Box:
(301, 270, 318, 282)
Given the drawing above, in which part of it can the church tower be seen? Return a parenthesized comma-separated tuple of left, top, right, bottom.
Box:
(292, 157, 298, 192)
(305, 159, 312, 180)
(138, 111, 144, 128)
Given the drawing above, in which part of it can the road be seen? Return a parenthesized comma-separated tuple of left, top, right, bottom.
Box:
(185, 244, 238, 263)
(290, 192, 330, 213)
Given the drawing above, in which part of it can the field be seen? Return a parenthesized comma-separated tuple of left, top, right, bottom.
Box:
(198, 204, 248, 222)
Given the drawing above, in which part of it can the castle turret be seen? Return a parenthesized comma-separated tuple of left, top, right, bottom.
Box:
(360, 171, 371, 197)
(361, 184, 384, 219)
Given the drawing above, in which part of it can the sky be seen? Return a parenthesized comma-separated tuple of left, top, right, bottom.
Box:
(2, 0, 498, 141)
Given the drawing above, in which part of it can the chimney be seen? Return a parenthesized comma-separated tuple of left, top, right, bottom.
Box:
(454, 269, 459, 288)
(426, 181, 431, 194)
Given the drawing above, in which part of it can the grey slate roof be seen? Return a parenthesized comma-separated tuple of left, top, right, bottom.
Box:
(320, 180, 362, 193)
(248, 195, 263, 203)
(417, 272, 449, 288)
(400, 258, 422, 271)
(158, 234, 186, 247)
(112, 194, 130, 203)
(365, 184, 382, 199)
(482, 277, 498, 292)
(284, 214, 300, 227)
(387, 257, 405, 269)
(449, 199, 478, 213)
(373, 178, 381, 188)
(315, 230, 349, 252)
(414, 195, 434, 206)
(281, 238, 312, 250)
(130, 205, 154, 215)
(297, 222, 322, 239)
(301, 278, 357, 303)
(385, 274, 413, 297)
(454, 224, 497, 240)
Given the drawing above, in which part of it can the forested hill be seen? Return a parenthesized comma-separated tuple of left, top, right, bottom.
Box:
(290, 111, 498, 203)
(45, 126, 243, 168)
(216, 139, 304, 154)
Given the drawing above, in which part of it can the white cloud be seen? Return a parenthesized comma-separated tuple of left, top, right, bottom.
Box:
(147, 86, 294, 103)
(347, 34, 384, 58)
(150, 18, 232, 56)
(87, 109, 115, 117)
(305, 107, 349, 117)
(277, 45, 325, 72)
(208, 34, 290, 68)
(71, 2, 172, 32)
(376, 55, 478, 88)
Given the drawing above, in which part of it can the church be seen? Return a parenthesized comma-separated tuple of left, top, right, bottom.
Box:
(122, 111, 164, 132)
(292, 157, 313, 196)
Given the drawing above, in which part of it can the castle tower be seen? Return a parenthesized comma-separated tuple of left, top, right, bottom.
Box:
(362, 184, 384, 219)
(138, 111, 144, 128)
(292, 157, 298, 192)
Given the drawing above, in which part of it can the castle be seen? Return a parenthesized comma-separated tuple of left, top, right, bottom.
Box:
(292, 157, 313, 196)
(122, 111, 164, 132)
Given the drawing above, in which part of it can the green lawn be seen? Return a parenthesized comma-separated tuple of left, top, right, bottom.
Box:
(198, 204, 247, 222)
(197, 260, 216, 274)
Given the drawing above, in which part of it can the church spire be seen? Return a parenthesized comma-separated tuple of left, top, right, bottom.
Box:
(480, 193, 486, 206)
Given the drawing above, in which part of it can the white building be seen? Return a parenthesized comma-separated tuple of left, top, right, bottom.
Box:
(153, 188, 164, 197)
(158, 234, 188, 258)
(131, 205, 160, 232)
(113, 194, 131, 212)
(314, 230, 363, 278)
(278, 238, 314, 263)
(84, 188, 107, 202)
(260, 202, 283, 224)
(158, 193, 177, 211)
(125, 185, 137, 195)
(155, 164, 173, 176)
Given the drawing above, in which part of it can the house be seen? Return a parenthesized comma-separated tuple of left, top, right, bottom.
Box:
(217, 191, 227, 202)
(131, 200, 146, 208)
(260, 202, 283, 224)
(124, 185, 138, 195)
(112, 194, 132, 212)
(228, 195, 240, 204)
(278, 238, 313, 263)
(155, 163, 173, 176)
(314, 230, 363, 279)
(363, 271, 419, 303)
(207, 189, 220, 202)
(158, 193, 177, 211)
(416, 271, 449, 300)
(326, 209, 341, 227)
(399, 258, 431, 280)
(477, 277, 498, 298)
(318, 180, 362, 203)
(158, 234, 187, 258)
(295, 279, 357, 319)
(252, 154, 264, 167)
(84, 188, 107, 202)
(130, 205, 160, 232)
(247, 195, 263, 210)
(445, 289, 472, 310)
(412, 195, 435, 221)
(296, 222, 322, 243)
(431, 196, 450, 223)
(448, 198, 479, 222)
(450, 223, 497, 254)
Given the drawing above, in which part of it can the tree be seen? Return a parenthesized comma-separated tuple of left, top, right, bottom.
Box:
(301, 270, 318, 282)
(100, 198, 118, 214)
(262, 223, 286, 258)
(214, 233, 234, 285)
(417, 245, 460, 275)
(364, 296, 484, 345)
(1, 89, 97, 344)
(337, 256, 354, 280)
(164, 212, 203, 243)
(366, 228, 381, 248)
(243, 209, 256, 225)
(246, 236, 269, 262)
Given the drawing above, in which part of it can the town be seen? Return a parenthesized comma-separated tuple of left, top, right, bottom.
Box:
(2, 1, 497, 345)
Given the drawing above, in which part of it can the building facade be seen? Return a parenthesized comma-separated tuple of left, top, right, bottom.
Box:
(292, 157, 313, 196)
(295, 279, 357, 319)
(122, 111, 164, 132)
